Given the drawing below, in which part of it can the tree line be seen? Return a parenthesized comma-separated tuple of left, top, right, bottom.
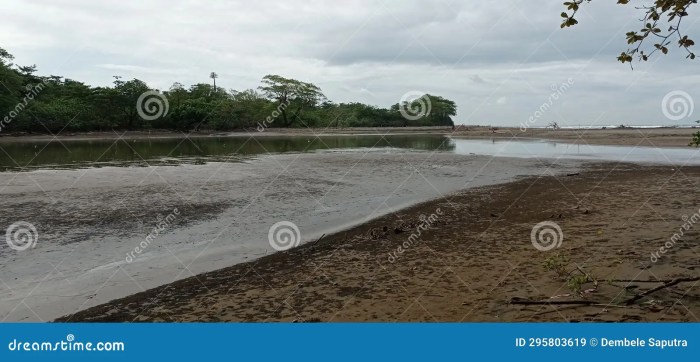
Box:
(0, 47, 456, 134)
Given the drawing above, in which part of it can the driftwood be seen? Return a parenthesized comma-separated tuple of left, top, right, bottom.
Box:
(511, 275, 700, 308)
(612, 277, 699, 283)
(312, 234, 326, 244)
(624, 276, 700, 305)
(532, 304, 636, 317)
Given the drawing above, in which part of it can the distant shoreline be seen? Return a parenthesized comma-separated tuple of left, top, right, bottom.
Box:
(1, 126, 697, 148)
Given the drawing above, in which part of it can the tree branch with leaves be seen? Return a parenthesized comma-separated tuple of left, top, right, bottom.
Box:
(561, 0, 697, 66)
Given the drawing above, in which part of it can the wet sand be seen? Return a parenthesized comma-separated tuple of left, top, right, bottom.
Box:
(58, 163, 700, 322)
(0, 151, 578, 321)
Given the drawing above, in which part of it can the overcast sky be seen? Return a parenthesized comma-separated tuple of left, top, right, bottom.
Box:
(1, 0, 699, 126)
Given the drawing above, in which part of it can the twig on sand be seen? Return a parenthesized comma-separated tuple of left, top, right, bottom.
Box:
(312, 234, 326, 245)
(532, 305, 582, 316)
(511, 276, 700, 310)
(508, 297, 597, 306)
(532, 303, 635, 317)
(624, 276, 700, 305)
(612, 277, 699, 283)
(576, 265, 598, 292)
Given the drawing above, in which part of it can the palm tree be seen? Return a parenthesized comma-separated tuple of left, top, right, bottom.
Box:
(209, 72, 218, 93)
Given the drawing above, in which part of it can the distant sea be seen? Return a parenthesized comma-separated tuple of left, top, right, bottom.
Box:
(531, 125, 699, 130)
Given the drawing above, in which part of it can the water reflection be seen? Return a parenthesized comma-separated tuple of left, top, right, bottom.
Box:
(2, 135, 698, 172)
(0, 135, 454, 171)
(451, 138, 700, 165)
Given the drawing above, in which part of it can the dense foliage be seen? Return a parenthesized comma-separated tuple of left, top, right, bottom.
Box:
(0, 48, 456, 134)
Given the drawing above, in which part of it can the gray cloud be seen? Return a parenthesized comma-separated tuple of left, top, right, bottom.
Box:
(1, 0, 698, 126)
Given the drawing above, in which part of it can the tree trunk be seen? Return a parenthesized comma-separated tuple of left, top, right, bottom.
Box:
(281, 108, 289, 127)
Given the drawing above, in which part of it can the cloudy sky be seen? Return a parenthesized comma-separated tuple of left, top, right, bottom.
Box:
(1, 0, 699, 126)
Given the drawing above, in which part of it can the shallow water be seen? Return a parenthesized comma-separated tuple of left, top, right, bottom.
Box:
(1, 135, 698, 172)
(0, 135, 453, 171)
(0, 151, 581, 321)
(451, 138, 700, 166)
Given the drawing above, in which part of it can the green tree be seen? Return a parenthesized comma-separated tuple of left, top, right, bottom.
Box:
(691, 121, 700, 147)
(0, 47, 23, 119)
(258, 75, 326, 127)
(111, 77, 151, 129)
(424, 94, 457, 126)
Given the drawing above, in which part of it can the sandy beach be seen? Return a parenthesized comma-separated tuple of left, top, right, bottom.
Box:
(57, 161, 700, 322)
(0, 128, 697, 322)
(6, 2, 700, 360)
